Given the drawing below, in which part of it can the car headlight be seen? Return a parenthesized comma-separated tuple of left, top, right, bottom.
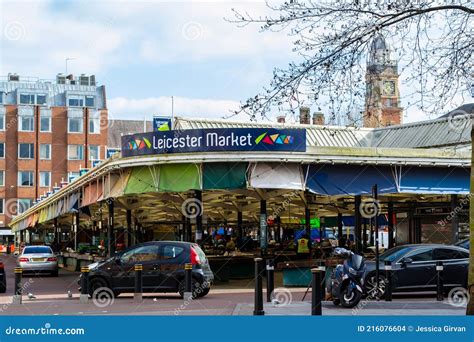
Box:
(87, 262, 99, 270)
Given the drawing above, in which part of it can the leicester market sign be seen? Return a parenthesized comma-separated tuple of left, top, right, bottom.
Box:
(121, 128, 306, 157)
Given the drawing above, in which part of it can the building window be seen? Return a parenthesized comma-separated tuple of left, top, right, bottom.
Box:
(40, 116, 51, 132)
(0, 142, 4, 158)
(0, 199, 4, 214)
(68, 144, 84, 160)
(17, 199, 33, 214)
(18, 171, 34, 187)
(19, 94, 35, 105)
(40, 144, 51, 160)
(68, 117, 83, 133)
(68, 95, 84, 107)
(0, 92, 3, 104)
(0, 112, 4, 130)
(18, 143, 34, 159)
(89, 118, 101, 134)
(19, 114, 34, 131)
(85, 96, 95, 107)
(39, 171, 51, 187)
(36, 94, 47, 106)
(89, 145, 100, 160)
(0, 170, 4, 187)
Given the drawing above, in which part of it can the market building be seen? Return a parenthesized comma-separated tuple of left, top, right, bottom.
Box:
(6, 109, 472, 273)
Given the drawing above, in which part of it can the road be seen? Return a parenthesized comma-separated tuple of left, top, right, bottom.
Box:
(0, 253, 466, 316)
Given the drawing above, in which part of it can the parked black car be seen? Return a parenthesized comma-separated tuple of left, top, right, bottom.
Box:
(455, 239, 469, 250)
(79, 241, 214, 298)
(364, 244, 468, 296)
(0, 258, 6, 293)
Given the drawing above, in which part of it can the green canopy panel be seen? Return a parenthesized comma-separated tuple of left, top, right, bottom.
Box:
(159, 163, 201, 192)
(203, 162, 248, 190)
(124, 165, 160, 195)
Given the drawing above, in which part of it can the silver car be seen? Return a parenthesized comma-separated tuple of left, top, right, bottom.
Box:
(18, 245, 58, 276)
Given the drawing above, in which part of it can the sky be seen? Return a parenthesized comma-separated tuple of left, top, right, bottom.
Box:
(0, 0, 471, 125)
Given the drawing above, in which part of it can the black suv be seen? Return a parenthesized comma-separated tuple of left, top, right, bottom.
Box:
(79, 241, 214, 298)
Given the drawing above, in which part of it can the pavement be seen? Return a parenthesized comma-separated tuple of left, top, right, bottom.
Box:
(0, 253, 467, 316)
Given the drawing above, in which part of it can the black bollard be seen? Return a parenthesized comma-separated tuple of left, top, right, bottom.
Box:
(13, 267, 22, 304)
(134, 263, 143, 302)
(253, 258, 264, 315)
(266, 259, 275, 302)
(311, 265, 325, 316)
(436, 261, 444, 301)
(384, 260, 392, 302)
(6, 243, 10, 254)
(184, 263, 193, 300)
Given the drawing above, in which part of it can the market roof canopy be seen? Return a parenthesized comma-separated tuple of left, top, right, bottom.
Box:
(306, 164, 397, 195)
(399, 167, 470, 194)
(203, 162, 247, 190)
(249, 163, 305, 190)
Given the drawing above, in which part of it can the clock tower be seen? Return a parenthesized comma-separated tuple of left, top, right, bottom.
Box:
(363, 34, 403, 128)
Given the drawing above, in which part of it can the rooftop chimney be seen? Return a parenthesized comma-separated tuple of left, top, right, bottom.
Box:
(312, 112, 325, 125)
(299, 106, 310, 124)
(277, 115, 286, 124)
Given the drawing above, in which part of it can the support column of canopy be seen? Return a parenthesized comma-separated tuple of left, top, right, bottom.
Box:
(451, 194, 459, 243)
(195, 190, 203, 244)
(260, 199, 267, 255)
(388, 201, 395, 249)
(354, 195, 362, 253)
(126, 209, 132, 248)
(107, 200, 115, 257)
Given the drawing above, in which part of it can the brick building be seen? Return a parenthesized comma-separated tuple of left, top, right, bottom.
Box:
(0, 73, 108, 229)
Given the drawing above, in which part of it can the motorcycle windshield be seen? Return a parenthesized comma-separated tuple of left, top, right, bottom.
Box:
(351, 254, 364, 270)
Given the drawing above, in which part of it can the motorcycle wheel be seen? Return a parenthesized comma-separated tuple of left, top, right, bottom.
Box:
(339, 286, 362, 308)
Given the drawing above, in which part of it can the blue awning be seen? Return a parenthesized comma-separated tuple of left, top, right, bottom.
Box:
(306, 164, 397, 196)
(399, 167, 470, 194)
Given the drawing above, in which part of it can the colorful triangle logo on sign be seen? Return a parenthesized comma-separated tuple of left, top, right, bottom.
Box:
(270, 134, 279, 142)
(262, 135, 274, 145)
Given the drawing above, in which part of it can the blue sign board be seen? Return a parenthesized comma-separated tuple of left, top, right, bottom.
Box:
(121, 128, 306, 157)
(106, 148, 120, 158)
(153, 116, 172, 131)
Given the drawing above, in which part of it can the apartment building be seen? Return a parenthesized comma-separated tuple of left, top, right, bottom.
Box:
(0, 73, 108, 228)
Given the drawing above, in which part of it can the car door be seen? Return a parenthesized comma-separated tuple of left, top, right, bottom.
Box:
(157, 243, 187, 290)
(112, 244, 160, 291)
(395, 247, 436, 290)
(433, 248, 468, 288)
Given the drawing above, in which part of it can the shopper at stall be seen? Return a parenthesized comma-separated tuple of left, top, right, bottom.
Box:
(296, 234, 310, 259)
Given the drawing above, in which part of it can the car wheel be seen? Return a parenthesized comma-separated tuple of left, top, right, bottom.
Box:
(196, 285, 210, 298)
(51, 269, 59, 277)
(178, 279, 200, 299)
(365, 273, 387, 299)
(89, 277, 111, 298)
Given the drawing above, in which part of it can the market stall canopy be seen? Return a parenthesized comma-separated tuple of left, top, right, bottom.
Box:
(203, 162, 247, 190)
(249, 163, 305, 190)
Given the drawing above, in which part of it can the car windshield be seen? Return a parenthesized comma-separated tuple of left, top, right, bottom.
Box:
(380, 246, 413, 262)
(23, 246, 52, 254)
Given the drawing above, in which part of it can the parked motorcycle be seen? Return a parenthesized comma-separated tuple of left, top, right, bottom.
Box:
(329, 248, 366, 308)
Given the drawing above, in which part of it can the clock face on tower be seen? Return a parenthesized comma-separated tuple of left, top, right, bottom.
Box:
(383, 80, 396, 95)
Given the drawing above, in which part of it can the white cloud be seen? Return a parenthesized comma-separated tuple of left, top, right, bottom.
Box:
(108, 95, 244, 121)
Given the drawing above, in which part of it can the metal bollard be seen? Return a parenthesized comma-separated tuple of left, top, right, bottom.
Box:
(184, 263, 193, 301)
(266, 259, 275, 302)
(384, 260, 392, 301)
(13, 267, 22, 304)
(311, 265, 325, 316)
(134, 264, 143, 302)
(80, 266, 89, 303)
(253, 258, 264, 315)
(436, 261, 444, 301)
(6, 243, 10, 254)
